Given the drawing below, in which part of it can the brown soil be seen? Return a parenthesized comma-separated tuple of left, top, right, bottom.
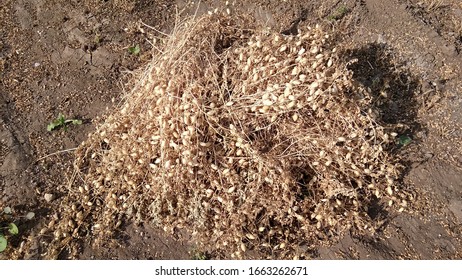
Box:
(1, 0, 461, 259)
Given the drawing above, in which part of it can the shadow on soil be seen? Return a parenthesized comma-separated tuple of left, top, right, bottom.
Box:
(339, 42, 422, 236)
(342, 42, 421, 127)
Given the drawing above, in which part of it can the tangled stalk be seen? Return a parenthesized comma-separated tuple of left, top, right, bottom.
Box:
(43, 13, 406, 259)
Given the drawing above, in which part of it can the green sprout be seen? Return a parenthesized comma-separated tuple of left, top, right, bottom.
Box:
(398, 135, 412, 147)
(94, 33, 101, 45)
(0, 207, 20, 253)
(128, 44, 141, 55)
(0, 235, 7, 252)
(328, 6, 350, 21)
(190, 249, 209, 260)
(47, 113, 82, 132)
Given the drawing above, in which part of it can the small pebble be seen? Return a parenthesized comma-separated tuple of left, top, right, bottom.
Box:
(44, 193, 54, 202)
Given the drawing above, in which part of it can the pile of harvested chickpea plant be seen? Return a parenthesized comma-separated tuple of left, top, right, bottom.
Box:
(42, 13, 408, 259)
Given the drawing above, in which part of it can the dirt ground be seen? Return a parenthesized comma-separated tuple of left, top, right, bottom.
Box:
(1, 0, 461, 259)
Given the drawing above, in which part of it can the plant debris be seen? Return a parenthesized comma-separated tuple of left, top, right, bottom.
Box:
(44, 13, 407, 259)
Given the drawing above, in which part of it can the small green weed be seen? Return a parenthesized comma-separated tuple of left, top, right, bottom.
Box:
(328, 6, 350, 21)
(128, 44, 141, 55)
(94, 33, 101, 45)
(0, 207, 19, 253)
(190, 249, 209, 260)
(47, 113, 82, 132)
(397, 135, 412, 147)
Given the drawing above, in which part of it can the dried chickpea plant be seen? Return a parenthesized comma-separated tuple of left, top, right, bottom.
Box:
(42, 13, 408, 259)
